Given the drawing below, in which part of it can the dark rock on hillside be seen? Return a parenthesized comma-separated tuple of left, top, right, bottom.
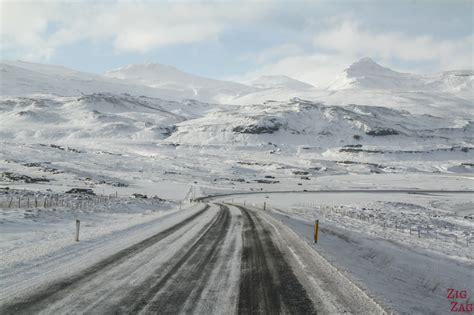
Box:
(1, 172, 50, 183)
(255, 179, 280, 184)
(233, 123, 281, 134)
(65, 188, 95, 195)
(366, 128, 399, 136)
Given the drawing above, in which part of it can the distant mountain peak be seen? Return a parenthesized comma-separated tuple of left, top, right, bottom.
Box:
(105, 62, 183, 81)
(346, 57, 394, 76)
(246, 75, 314, 90)
(352, 57, 378, 65)
(104, 61, 257, 102)
(328, 57, 414, 91)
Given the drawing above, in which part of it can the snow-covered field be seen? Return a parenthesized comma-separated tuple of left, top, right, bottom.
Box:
(1, 57, 472, 313)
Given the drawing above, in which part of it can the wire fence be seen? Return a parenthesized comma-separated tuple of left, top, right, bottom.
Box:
(0, 190, 166, 212)
(294, 202, 473, 247)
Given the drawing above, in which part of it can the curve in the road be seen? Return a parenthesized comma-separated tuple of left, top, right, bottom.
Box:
(196, 189, 474, 202)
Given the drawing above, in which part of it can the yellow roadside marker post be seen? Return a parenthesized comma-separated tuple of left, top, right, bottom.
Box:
(314, 220, 319, 243)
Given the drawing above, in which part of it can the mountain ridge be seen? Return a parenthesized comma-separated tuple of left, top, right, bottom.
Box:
(1, 58, 472, 118)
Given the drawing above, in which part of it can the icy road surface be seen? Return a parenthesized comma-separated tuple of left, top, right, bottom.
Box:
(0, 203, 383, 314)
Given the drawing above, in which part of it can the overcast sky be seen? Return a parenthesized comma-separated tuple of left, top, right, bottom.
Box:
(1, 0, 473, 87)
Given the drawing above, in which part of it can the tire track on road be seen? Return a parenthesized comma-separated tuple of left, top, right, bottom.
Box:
(0, 205, 210, 315)
(236, 205, 317, 315)
(115, 204, 231, 314)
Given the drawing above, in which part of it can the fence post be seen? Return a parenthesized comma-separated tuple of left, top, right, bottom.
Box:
(75, 220, 80, 242)
(35, 197, 38, 207)
(18, 197, 20, 208)
(314, 220, 319, 243)
(27, 197, 30, 208)
(263, 202, 266, 211)
(418, 227, 421, 238)
(9, 197, 13, 208)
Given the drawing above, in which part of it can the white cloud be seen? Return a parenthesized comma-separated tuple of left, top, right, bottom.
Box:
(238, 44, 304, 65)
(0, 1, 267, 60)
(313, 19, 473, 71)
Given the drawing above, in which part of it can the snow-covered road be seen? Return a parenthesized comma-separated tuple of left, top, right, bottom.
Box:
(0, 202, 384, 314)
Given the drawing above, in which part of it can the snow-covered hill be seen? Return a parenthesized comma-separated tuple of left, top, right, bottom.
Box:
(169, 98, 473, 146)
(245, 75, 314, 90)
(2, 58, 472, 118)
(328, 57, 473, 94)
(1, 92, 471, 179)
(104, 62, 257, 103)
(232, 58, 473, 118)
(0, 61, 203, 100)
(0, 93, 216, 142)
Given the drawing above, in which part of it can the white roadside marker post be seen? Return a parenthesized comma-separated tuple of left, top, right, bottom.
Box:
(75, 220, 80, 242)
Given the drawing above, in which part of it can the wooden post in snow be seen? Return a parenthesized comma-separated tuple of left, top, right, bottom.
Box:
(314, 220, 319, 243)
(75, 220, 80, 242)
(263, 202, 266, 211)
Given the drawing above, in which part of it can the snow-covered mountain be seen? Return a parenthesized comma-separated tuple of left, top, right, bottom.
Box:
(328, 57, 421, 91)
(0, 60, 195, 100)
(104, 62, 257, 103)
(245, 75, 314, 90)
(2, 58, 472, 117)
(169, 98, 473, 146)
(232, 58, 472, 117)
(1, 92, 471, 176)
(328, 57, 473, 94)
(0, 93, 217, 142)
